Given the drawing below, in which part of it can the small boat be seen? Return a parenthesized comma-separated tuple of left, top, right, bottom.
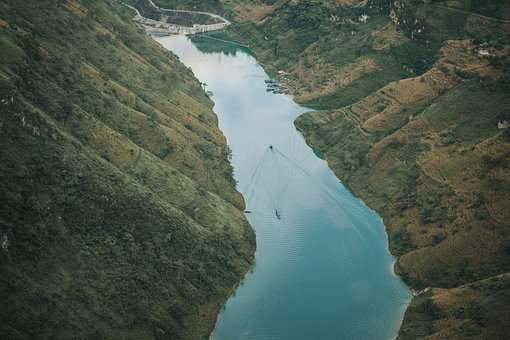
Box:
(269, 145, 273, 150)
(275, 209, 281, 220)
(244, 210, 252, 214)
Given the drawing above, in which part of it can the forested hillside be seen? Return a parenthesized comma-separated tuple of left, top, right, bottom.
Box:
(0, 1, 255, 339)
(227, 0, 510, 338)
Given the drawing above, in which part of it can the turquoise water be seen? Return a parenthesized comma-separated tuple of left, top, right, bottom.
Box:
(158, 35, 411, 340)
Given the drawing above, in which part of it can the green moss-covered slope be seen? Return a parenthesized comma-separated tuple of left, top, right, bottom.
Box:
(0, 1, 255, 339)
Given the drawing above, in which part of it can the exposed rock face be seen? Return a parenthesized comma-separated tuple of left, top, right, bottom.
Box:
(0, 1, 254, 339)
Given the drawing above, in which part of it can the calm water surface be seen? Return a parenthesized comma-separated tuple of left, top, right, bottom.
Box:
(158, 35, 411, 340)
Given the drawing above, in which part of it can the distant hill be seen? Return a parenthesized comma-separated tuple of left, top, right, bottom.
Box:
(0, 1, 254, 339)
(227, 0, 510, 338)
(153, 0, 225, 14)
(151, 0, 279, 21)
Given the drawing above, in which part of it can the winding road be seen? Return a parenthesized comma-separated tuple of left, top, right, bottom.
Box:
(122, 0, 230, 35)
(148, 0, 230, 25)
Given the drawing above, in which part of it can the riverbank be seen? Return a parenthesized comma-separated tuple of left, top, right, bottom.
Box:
(225, 1, 510, 339)
(222, 1, 510, 338)
(160, 33, 410, 340)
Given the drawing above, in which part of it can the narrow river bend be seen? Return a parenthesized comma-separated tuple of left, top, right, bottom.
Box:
(158, 35, 411, 340)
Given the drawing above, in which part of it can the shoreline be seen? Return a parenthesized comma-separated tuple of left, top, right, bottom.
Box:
(139, 7, 412, 338)
(183, 32, 410, 338)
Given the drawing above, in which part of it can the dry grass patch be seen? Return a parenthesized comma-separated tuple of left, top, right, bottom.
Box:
(232, 1, 275, 23)
(371, 22, 409, 51)
(294, 53, 378, 103)
(63, 0, 88, 18)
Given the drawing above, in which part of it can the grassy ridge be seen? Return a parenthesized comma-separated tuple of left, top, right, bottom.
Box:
(0, 0, 254, 339)
(228, 0, 438, 110)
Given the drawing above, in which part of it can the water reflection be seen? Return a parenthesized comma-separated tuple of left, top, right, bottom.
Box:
(158, 35, 411, 340)
(190, 32, 252, 56)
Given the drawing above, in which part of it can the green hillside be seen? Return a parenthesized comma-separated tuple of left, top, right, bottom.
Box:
(0, 1, 254, 339)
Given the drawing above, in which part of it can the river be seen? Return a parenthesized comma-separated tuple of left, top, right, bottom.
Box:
(157, 34, 411, 340)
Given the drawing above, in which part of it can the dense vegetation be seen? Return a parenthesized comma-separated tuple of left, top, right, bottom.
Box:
(0, 0, 255, 339)
(227, 0, 510, 338)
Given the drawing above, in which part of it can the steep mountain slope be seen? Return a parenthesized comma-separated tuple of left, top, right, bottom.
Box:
(229, 0, 437, 109)
(227, 0, 510, 338)
(0, 1, 254, 339)
(398, 273, 510, 339)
